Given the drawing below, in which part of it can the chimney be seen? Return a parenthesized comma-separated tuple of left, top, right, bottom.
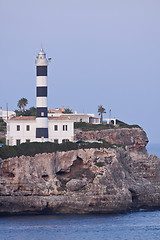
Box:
(61, 106, 64, 112)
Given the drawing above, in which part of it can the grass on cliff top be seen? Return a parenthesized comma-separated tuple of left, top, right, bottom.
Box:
(116, 120, 141, 129)
(74, 121, 141, 131)
(0, 141, 122, 160)
(74, 122, 115, 131)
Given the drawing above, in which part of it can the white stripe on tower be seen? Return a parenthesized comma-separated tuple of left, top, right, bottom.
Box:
(35, 48, 50, 141)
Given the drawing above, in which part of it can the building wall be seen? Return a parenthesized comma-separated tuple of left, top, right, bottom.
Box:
(89, 117, 101, 124)
(48, 113, 101, 124)
(7, 120, 36, 146)
(48, 120, 74, 143)
(7, 119, 74, 145)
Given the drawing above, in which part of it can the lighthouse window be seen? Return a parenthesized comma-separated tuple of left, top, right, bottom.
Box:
(63, 125, 68, 131)
(26, 125, 30, 131)
(17, 125, 20, 131)
(54, 125, 58, 131)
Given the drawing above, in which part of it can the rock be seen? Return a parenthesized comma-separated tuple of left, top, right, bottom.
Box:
(66, 179, 86, 191)
(0, 127, 160, 215)
(74, 128, 148, 151)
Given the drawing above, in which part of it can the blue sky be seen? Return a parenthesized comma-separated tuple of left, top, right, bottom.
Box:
(0, 0, 160, 143)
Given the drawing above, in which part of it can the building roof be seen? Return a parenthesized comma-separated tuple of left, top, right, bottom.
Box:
(48, 109, 63, 113)
(60, 114, 90, 118)
(8, 115, 74, 122)
(48, 116, 74, 121)
(9, 116, 36, 121)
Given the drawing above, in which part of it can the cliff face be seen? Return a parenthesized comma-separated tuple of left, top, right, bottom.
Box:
(0, 128, 160, 215)
(74, 128, 148, 151)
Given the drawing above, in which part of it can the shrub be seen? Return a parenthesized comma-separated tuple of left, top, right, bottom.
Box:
(0, 119, 6, 132)
(0, 138, 6, 144)
(74, 121, 141, 130)
(56, 177, 67, 191)
(0, 141, 119, 159)
(116, 120, 141, 129)
(74, 122, 114, 131)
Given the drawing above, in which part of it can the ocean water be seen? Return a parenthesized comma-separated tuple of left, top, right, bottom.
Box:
(0, 143, 160, 240)
(147, 143, 160, 158)
(1, 211, 160, 240)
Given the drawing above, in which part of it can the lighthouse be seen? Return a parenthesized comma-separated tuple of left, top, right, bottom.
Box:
(35, 48, 50, 142)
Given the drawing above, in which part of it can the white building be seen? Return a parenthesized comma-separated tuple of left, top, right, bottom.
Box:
(7, 116, 74, 146)
(6, 49, 74, 146)
(48, 112, 101, 124)
(0, 107, 16, 121)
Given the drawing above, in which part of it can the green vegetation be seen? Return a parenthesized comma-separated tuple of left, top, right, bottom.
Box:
(0, 119, 6, 132)
(15, 107, 36, 116)
(0, 141, 119, 160)
(0, 138, 5, 145)
(57, 177, 67, 191)
(98, 105, 106, 124)
(116, 120, 141, 129)
(74, 122, 115, 131)
(74, 121, 141, 131)
(16, 97, 36, 116)
(63, 108, 73, 114)
(17, 98, 28, 111)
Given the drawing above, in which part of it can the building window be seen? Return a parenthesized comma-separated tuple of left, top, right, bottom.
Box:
(63, 125, 68, 131)
(26, 139, 30, 143)
(62, 139, 69, 143)
(7, 140, 9, 145)
(17, 125, 20, 131)
(16, 139, 21, 146)
(54, 139, 58, 144)
(80, 119, 82, 122)
(54, 125, 58, 131)
(26, 125, 30, 131)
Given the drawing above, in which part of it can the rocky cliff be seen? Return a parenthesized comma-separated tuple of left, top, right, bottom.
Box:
(74, 128, 148, 151)
(0, 128, 160, 215)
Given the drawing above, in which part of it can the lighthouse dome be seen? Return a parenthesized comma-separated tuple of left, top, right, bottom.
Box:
(38, 48, 46, 59)
(35, 48, 48, 66)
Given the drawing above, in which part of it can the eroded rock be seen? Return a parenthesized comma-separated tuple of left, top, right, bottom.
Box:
(66, 179, 86, 191)
(0, 128, 160, 215)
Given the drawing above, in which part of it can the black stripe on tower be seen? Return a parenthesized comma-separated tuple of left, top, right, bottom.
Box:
(36, 107, 48, 117)
(36, 128, 48, 138)
(37, 66, 47, 76)
(37, 87, 47, 97)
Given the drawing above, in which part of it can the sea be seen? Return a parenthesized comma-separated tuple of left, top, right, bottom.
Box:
(0, 143, 160, 240)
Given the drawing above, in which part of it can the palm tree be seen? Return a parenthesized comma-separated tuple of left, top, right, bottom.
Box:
(17, 98, 28, 112)
(63, 108, 73, 114)
(98, 105, 106, 124)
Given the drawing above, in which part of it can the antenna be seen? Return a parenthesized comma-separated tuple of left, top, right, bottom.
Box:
(41, 42, 43, 51)
(6, 103, 8, 120)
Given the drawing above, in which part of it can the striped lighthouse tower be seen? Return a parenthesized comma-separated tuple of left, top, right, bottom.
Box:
(35, 48, 50, 142)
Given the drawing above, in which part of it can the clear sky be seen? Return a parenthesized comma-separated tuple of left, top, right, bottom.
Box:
(0, 0, 160, 143)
